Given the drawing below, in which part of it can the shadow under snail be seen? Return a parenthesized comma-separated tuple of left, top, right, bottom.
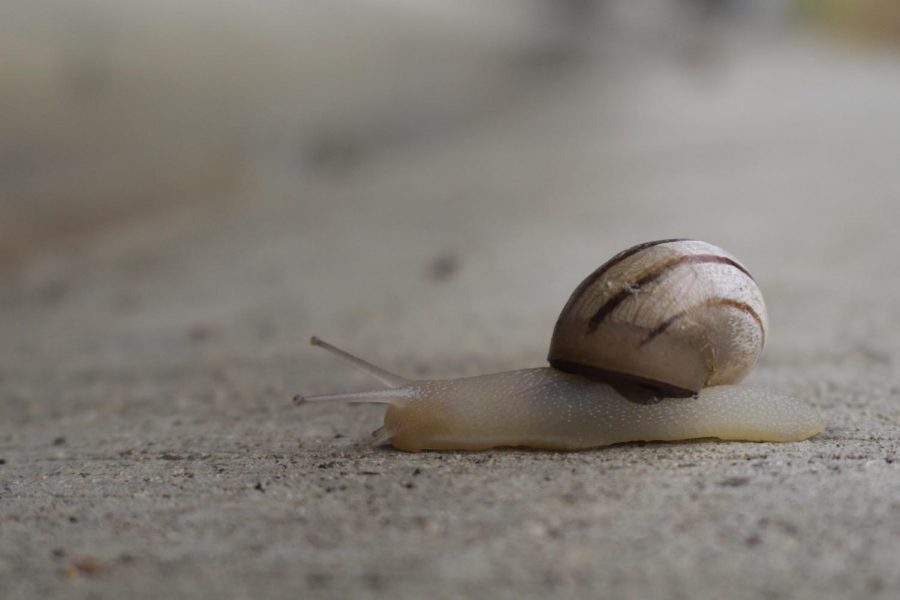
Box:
(295, 239, 824, 451)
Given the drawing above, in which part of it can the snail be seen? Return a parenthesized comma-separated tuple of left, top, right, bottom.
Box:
(295, 239, 824, 451)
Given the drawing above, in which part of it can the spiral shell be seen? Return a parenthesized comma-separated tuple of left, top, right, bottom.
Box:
(547, 239, 768, 394)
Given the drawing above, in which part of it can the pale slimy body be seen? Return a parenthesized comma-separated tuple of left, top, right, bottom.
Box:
(296, 340, 824, 452)
(382, 369, 823, 451)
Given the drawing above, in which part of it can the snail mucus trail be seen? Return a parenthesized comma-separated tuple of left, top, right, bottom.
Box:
(294, 239, 824, 451)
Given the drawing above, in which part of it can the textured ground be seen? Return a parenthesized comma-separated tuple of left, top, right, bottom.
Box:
(2, 34, 900, 599)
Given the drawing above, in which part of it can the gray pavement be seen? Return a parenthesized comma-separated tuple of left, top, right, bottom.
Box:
(2, 34, 900, 599)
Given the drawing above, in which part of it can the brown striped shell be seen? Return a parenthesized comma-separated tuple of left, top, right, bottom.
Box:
(548, 239, 768, 395)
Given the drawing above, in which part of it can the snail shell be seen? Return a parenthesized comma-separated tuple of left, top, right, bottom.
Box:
(548, 239, 767, 395)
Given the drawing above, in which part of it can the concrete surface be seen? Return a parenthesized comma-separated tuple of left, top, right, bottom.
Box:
(2, 36, 900, 599)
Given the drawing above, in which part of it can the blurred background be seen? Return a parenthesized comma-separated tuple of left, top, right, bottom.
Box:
(3, 2, 900, 598)
(3, 0, 900, 396)
(3, 0, 899, 267)
(4, 0, 900, 374)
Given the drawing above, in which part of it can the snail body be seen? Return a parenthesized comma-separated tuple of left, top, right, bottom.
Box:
(297, 239, 824, 451)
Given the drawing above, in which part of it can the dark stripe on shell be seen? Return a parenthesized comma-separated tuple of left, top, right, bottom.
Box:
(559, 239, 688, 319)
(586, 254, 755, 333)
(548, 358, 697, 397)
(638, 297, 766, 347)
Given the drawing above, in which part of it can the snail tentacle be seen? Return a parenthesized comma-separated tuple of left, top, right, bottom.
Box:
(309, 336, 409, 388)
